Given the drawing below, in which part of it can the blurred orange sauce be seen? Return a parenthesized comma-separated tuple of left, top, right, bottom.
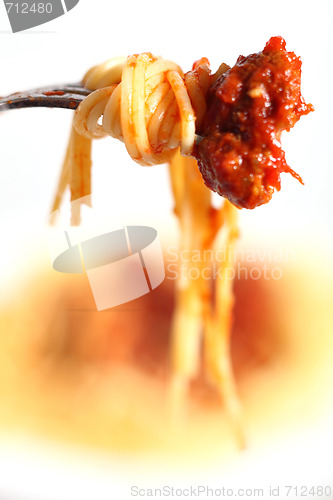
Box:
(0, 256, 332, 460)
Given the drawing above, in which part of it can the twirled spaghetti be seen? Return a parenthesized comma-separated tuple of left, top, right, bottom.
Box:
(78, 54, 210, 159)
(51, 53, 219, 223)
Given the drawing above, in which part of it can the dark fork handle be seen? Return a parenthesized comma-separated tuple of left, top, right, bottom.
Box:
(0, 84, 92, 111)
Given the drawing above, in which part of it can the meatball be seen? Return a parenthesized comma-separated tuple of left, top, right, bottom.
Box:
(194, 37, 314, 209)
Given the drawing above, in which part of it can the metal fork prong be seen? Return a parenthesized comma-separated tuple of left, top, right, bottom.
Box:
(0, 83, 92, 112)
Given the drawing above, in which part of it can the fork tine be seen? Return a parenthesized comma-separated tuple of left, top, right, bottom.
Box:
(0, 83, 92, 111)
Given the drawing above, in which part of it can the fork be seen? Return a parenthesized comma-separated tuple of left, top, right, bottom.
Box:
(0, 84, 92, 111)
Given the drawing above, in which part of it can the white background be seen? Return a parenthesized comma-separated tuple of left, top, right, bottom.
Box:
(0, 1, 332, 499)
(0, 0, 332, 292)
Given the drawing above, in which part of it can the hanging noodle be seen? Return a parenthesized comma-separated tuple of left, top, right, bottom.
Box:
(51, 53, 244, 445)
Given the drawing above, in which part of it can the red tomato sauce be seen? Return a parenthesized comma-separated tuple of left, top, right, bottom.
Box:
(194, 37, 314, 209)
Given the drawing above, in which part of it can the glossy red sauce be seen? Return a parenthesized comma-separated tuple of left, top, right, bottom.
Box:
(43, 90, 65, 96)
(194, 37, 314, 209)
